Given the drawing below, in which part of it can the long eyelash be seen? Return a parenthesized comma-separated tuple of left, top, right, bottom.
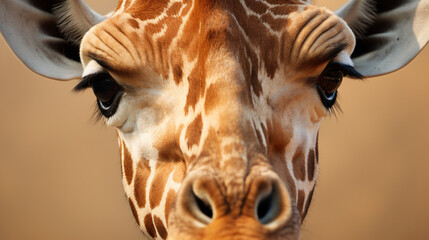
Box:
(74, 75, 104, 123)
(329, 62, 364, 79)
(341, 65, 363, 79)
(328, 99, 342, 117)
(74, 73, 110, 123)
(73, 72, 111, 92)
(74, 76, 93, 92)
(91, 101, 105, 124)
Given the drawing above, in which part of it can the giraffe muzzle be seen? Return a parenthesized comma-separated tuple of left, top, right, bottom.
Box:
(168, 171, 301, 239)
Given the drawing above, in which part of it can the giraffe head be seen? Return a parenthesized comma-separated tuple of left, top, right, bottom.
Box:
(1, 0, 429, 239)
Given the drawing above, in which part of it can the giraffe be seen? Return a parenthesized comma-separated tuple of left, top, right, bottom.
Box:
(1, 0, 429, 239)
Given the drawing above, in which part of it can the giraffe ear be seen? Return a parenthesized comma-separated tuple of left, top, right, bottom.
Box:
(336, 0, 429, 77)
(0, 0, 106, 80)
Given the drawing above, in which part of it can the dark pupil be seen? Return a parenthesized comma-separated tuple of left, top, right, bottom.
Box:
(319, 70, 343, 94)
(92, 78, 119, 104)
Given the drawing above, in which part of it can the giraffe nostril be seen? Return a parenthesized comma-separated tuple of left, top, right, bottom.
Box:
(248, 176, 294, 227)
(255, 187, 280, 224)
(193, 190, 213, 220)
(257, 191, 273, 221)
(184, 186, 214, 225)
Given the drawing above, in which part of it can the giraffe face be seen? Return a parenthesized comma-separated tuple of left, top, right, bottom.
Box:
(78, 0, 356, 239)
(3, 0, 429, 239)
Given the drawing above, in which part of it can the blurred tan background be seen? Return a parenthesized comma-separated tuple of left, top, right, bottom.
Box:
(1, 0, 429, 239)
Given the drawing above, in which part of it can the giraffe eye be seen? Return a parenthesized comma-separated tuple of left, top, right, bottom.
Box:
(319, 70, 343, 94)
(92, 76, 123, 117)
(316, 66, 343, 109)
(316, 62, 362, 109)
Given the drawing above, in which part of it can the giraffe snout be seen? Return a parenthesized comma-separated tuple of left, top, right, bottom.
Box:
(168, 172, 301, 239)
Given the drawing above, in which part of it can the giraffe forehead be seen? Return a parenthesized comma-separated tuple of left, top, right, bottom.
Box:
(83, 0, 353, 80)
(111, 0, 308, 55)
(82, 1, 299, 84)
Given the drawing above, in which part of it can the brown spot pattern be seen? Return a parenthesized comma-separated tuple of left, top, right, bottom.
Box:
(173, 64, 183, 84)
(144, 214, 158, 238)
(297, 190, 305, 217)
(307, 149, 315, 181)
(292, 147, 306, 181)
(134, 159, 151, 208)
(186, 114, 203, 148)
(122, 142, 134, 185)
(154, 215, 168, 239)
(267, 117, 293, 156)
(128, 18, 139, 29)
(158, 140, 183, 162)
(185, 62, 207, 114)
